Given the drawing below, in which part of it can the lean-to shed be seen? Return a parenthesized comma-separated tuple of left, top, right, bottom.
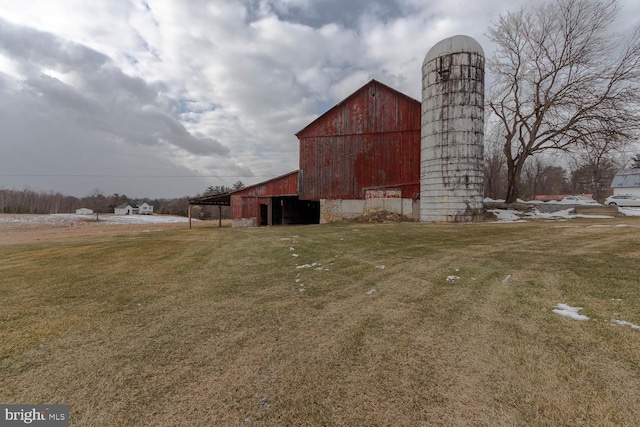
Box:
(230, 171, 319, 227)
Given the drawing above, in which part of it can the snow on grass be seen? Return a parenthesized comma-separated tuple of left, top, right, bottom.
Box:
(296, 264, 313, 269)
(488, 209, 526, 222)
(612, 320, 640, 330)
(0, 213, 192, 225)
(489, 207, 619, 223)
(552, 304, 590, 321)
(619, 207, 640, 217)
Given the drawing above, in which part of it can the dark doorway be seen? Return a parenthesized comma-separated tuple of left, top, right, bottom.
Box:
(271, 197, 320, 225)
(259, 204, 268, 226)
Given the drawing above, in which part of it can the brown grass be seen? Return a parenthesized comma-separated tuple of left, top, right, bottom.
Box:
(1, 217, 640, 426)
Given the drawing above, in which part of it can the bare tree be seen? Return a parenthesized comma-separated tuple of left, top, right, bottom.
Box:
(484, 123, 508, 200)
(567, 146, 620, 201)
(487, 0, 640, 202)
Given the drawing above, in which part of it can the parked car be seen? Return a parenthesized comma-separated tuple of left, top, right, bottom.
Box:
(559, 195, 602, 206)
(604, 194, 640, 207)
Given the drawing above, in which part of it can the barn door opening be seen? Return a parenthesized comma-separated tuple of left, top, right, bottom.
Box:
(259, 204, 268, 226)
(271, 197, 320, 225)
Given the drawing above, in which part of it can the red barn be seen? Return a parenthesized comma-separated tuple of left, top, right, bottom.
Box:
(296, 79, 421, 222)
(230, 171, 319, 227)
(198, 79, 422, 226)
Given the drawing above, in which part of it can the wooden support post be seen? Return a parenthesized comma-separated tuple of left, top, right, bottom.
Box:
(188, 205, 192, 230)
(218, 205, 222, 227)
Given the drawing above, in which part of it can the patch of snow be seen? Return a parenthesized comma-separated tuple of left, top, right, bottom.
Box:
(489, 207, 618, 223)
(0, 213, 192, 225)
(489, 209, 525, 222)
(296, 264, 312, 269)
(292, 254, 299, 257)
(502, 275, 511, 283)
(446, 276, 460, 282)
(619, 207, 640, 217)
(365, 289, 376, 295)
(376, 265, 385, 270)
(612, 320, 640, 330)
(552, 304, 590, 321)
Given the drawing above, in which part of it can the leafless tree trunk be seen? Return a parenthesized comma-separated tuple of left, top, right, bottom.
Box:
(487, 0, 640, 202)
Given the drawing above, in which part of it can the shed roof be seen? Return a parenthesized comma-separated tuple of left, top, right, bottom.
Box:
(189, 193, 231, 206)
(611, 168, 640, 188)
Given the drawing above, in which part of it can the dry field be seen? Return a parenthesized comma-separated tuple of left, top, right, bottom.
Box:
(1, 214, 640, 426)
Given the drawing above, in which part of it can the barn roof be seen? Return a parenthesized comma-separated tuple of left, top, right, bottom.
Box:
(189, 171, 300, 205)
(611, 168, 640, 188)
(230, 170, 299, 196)
(295, 79, 420, 137)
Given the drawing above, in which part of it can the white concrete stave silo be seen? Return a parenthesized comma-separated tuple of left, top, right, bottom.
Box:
(420, 35, 485, 222)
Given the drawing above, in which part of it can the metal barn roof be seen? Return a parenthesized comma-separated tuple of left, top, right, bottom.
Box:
(611, 168, 640, 188)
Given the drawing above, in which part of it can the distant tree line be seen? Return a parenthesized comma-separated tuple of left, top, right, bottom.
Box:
(483, 146, 629, 202)
(0, 181, 246, 220)
(0, 188, 185, 216)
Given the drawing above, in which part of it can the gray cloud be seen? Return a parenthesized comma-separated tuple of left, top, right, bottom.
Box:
(0, 17, 234, 196)
(1, 0, 636, 198)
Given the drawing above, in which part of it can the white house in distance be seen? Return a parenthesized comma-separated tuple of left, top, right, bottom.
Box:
(611, 168, 640, 197)
(75, 208, 94, 215)
(114, 201, 154, 215)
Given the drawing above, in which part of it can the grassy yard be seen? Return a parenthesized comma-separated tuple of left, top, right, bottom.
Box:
(1, 218, 640, 426)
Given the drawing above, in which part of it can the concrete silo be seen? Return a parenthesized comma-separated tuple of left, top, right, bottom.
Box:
(420, 35, 485, 222)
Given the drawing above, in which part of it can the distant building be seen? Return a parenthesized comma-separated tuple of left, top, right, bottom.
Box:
(114, 201, 154, 215)
(611, 168, 640, 197)
(137, 202, 153, 215)
(75, 208, 94, 215)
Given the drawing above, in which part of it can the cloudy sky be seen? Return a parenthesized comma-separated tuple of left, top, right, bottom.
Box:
(1, 0, 638, 198)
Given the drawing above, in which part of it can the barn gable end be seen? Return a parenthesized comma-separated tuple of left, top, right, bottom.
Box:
(297, 80, 421, 202)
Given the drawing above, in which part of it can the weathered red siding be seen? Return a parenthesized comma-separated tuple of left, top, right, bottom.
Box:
(231, 171, 299, 222)
(297, 80, 421, 201)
